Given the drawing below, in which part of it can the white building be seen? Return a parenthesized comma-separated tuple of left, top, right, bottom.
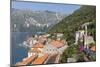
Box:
(28, 48, 43, 57)
(28, 49, 37, 57)
(42, 43, 58, 54)
(42, 40, 67, 55)
(84, 36, 95, 48)
(67, 58, 77, 63)
(27, 37, 38, 47)
(75, 22, 95, 49)
(56, 33, 63, 38)
(75, 30, 85, 44)
(58, 45, 67, 54)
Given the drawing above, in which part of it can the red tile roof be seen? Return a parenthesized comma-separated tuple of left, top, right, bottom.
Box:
(16, 55, 37, 66)
(29, 48, 41, 53)
(31, 54, 48, 65)
(50, 40, 64, 48)
(33, 43, 44, 48)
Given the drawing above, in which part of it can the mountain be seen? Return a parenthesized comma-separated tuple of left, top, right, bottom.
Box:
(11, 9, 66, 33)
(48, 5, 96, 44)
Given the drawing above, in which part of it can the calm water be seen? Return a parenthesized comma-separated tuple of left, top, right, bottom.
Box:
(10, 32, 33, 65)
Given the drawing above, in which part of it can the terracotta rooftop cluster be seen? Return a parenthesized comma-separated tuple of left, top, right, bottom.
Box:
(16, 33, 66, 66)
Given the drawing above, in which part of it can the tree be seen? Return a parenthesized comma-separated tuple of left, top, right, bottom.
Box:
(60, 44, 78, 63)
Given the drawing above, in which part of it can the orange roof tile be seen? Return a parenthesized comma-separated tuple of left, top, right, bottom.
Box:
(50, 40, 64, 48)
(29, 48, 41, 53)
(90, 46, 96, 52)
(31, 54, 48, 65)
(16, 55, 37, 66)
(33, 43, 44, 48)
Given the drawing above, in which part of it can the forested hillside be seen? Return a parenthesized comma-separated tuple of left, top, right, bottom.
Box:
(48, 5, 96, 45)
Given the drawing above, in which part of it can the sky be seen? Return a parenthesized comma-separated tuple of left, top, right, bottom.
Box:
(12, 1, 81, 14)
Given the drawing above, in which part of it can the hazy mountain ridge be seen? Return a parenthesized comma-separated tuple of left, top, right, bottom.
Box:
(11, 8, 66, 32)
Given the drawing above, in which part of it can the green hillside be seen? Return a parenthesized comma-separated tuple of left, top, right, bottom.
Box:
(48, 5, 96, 45)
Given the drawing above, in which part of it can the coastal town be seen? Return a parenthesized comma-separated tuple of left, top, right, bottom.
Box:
(11, 1, 96, 66)
(16, 32, 68, 65)
(15, 22, 96, 66)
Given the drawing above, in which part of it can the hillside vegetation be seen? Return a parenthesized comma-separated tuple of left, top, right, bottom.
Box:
(48, 5, 96, 45)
